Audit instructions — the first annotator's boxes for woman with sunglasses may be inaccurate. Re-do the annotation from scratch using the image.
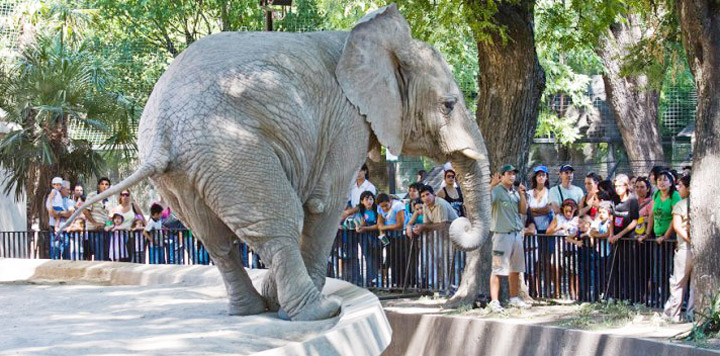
[109,190,145,262]
[437,169,465,217]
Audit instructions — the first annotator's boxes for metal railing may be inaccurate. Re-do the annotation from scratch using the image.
[0,229,675,306]
[525,234,675,308]
[328,227,465,293]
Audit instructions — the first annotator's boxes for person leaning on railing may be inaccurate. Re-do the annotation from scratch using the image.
[641,171,681,243]
[412,185,457,234]
[404,198,425,238]
[633,177,653,238]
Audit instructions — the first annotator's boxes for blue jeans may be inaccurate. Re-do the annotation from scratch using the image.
[51,233,69,260]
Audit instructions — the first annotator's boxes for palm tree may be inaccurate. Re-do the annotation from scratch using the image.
[0,29,139,232]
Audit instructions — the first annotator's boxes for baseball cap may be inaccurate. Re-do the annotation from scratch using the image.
[500,164,519,175]
[559,164,575,172]
[533,165,548,174]
[51,177,63,185]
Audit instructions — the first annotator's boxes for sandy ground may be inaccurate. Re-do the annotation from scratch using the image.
[0,281,337,355]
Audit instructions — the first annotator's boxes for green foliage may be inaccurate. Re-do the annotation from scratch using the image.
[534,0,600,144]
[686,292,720,342]
[0,1,139,200]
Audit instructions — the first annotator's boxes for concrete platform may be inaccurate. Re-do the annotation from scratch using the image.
[0,258,392,356]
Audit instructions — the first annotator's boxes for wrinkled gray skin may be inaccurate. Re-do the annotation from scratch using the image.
[63,4,491,321]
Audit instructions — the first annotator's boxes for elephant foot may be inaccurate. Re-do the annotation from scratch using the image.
[288,295,342,321]
[261,274,281,312]
[228,294,268,316]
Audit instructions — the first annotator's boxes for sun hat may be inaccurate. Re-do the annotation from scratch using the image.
[51,177,63,185]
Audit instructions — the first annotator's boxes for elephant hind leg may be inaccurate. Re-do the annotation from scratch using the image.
[162,183,267,316]
[201,151,339,320]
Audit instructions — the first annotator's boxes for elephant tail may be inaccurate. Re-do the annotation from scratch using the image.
[58,162,164,232]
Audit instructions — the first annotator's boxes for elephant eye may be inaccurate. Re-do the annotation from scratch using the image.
[441,98,456,115]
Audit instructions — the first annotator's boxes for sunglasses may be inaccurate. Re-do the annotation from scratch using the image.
[446,175,455,179]
[120,193,130,197]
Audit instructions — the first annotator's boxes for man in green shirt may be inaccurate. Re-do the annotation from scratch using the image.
[488,164,530,313]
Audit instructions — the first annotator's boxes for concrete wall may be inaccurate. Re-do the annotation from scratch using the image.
[382,310,718,356]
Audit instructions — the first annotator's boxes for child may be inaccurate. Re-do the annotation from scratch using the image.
[47,177,63,221]
[590,201,614,257]
[546,199,579,237]
[355,191,379,233]
[106,213,127,262]
[128,219,146,263]
[405,198,424,238]
[547,199,581,299]
[144,203,165,264]
[49,178,72,233]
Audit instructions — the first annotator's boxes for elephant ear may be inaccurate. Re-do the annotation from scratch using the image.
[336,4,412,156]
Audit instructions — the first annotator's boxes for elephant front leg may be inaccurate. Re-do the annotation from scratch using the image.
[300,198,348,292]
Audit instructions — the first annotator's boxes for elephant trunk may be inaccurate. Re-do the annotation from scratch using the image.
[448,154,491,251]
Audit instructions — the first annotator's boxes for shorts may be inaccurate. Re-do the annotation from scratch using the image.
[491,231,526,276]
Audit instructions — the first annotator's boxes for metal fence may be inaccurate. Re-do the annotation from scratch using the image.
[525,235,675,308]
[1,228,675,306]
[328,228,466,293]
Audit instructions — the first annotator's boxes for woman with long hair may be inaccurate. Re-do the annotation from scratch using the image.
[634,177,653,238]
[528,166,551,233]
[579,172,602,218]
[646,171,681,243]
[355,190,379,233]
[609,174,639,242]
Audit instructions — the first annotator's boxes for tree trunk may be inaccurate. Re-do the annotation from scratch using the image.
[597,15,665,176]
[677,0,720,315]
[447,0,545,307]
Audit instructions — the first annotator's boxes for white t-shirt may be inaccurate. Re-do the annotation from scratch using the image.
[528,188,551,231]
[348,179,377,208]
[144,218,163,232]
[549,184,584,208]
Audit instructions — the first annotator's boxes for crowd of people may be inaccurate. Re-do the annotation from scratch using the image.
[45,176,183,263]
[338,162,693,322]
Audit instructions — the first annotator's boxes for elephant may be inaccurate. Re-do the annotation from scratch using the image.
[63,4,491,321]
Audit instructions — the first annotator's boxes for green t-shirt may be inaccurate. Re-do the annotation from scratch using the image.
[490,185,523,233]
[652,190,681,236]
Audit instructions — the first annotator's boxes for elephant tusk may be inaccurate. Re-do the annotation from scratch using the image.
[461,148,483,161]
